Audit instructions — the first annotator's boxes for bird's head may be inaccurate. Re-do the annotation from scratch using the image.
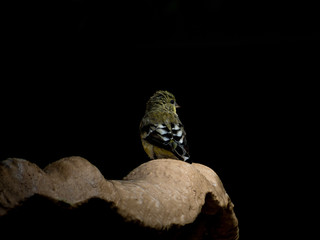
[146,90,180,113]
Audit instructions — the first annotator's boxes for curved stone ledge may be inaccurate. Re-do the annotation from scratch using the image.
[0,156,238,240]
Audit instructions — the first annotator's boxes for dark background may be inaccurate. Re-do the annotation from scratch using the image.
[1,0,317,239]
[2,0,319,48]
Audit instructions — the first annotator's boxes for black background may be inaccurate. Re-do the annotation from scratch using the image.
[2,0,319,47]
[1,1,318,239]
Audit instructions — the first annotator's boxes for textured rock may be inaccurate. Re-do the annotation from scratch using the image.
[0,156,239,240]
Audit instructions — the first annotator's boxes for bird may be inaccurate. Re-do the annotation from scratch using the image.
[139,90,190,162]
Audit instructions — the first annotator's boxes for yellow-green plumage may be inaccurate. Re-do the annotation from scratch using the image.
[139,90,190,162]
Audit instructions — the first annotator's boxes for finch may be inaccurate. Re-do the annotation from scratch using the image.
[139,90,190,162]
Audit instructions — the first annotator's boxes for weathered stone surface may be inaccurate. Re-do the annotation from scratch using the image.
[0,156,238,240]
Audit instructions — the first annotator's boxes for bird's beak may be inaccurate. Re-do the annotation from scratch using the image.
[175,103,180,108]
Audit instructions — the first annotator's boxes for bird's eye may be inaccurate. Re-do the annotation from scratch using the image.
[170,100,175,104]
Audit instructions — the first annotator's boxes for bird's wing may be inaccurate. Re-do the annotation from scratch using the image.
[140,121,190,162]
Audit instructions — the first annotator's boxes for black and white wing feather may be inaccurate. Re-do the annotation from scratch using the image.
[141,122,190,162]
